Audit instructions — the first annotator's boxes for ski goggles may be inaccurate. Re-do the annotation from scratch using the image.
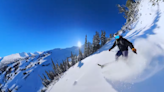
[115,35,120,39]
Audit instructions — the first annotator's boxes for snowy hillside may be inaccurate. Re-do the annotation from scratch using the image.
[47,0,164,92]
[0,46,84,92]
[0,52,43,67]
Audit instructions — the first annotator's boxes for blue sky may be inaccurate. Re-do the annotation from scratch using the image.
[0,0,126,57]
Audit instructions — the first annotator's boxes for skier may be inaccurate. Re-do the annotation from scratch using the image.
[109,35,137,60]
[97,34,137,68]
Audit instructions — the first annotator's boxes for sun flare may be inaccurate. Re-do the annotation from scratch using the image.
[78,41,82,48]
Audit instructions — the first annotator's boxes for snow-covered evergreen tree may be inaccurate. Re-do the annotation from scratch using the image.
[56,63,62,74]
[49,70,55,78]
[104,31,107,43]
[51,59,57,75]
[62,60,67,72]
[110,33,114,38]
[38,75,43,81]
[42,79,51,87]
[71,52,74,65]
[78,49,83,61]
[75,55,78,63]
[43,73,47,80]
[117,4,129,19]
[66,58,71,68]
[39,74,51,87]
[64,61,68,71]
[71,52,76,65]
[95,31,100,48]
[84,35,88,58]
[87,42,92,55]
[93,31,100,52]
[45,71,54,81]
[101,30,107,46]
[59,63,64,72]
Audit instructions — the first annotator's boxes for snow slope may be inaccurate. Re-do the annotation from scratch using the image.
[48,0,164,92]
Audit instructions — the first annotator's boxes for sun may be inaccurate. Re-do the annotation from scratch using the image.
[78,41,82,48]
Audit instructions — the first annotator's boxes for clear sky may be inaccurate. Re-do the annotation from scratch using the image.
[0,0,126,57]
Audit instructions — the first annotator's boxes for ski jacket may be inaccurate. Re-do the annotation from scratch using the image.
[109,37,134,51]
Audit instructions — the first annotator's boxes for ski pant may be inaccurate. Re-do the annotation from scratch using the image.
[115,50,128,60]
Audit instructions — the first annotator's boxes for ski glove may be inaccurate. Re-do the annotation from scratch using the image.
[132,48,137,53]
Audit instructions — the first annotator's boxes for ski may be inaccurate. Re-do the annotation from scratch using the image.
[97,64,105,68]
[97,62,115,68]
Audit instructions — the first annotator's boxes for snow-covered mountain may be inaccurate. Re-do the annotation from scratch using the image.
[0,46,84,92]
[46,0,164,92]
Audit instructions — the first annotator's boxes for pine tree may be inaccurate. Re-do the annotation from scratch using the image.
[87,42,92,55]
[45,71,49,79]
[56,63,62,74]
[66,57,71,68]
[92,34,96,52]
[73,56,76,65]
[45,70,54,81]
[64,61,68,71]
[59,63,64,72]
[84,35,88,58]
[117,4,129,19]
[38,74,44,81]
[110,34,114,38]
[40,73,51,87]
[96,31,100,49]
[93,31,100,52]
[71,52,73,58]
[101,30,104,46]
[71,52,75,65]
[101,30,107,46]
[78,49,83,61]
[49,70,55,78]
[42,81,47,87]
[74,55,78,63]
[42,79,51,87]
[62,60,66,72]
[104,31,107,43]
[117,4,127,13]
[51,59,57,75]
[43,73,47,80]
